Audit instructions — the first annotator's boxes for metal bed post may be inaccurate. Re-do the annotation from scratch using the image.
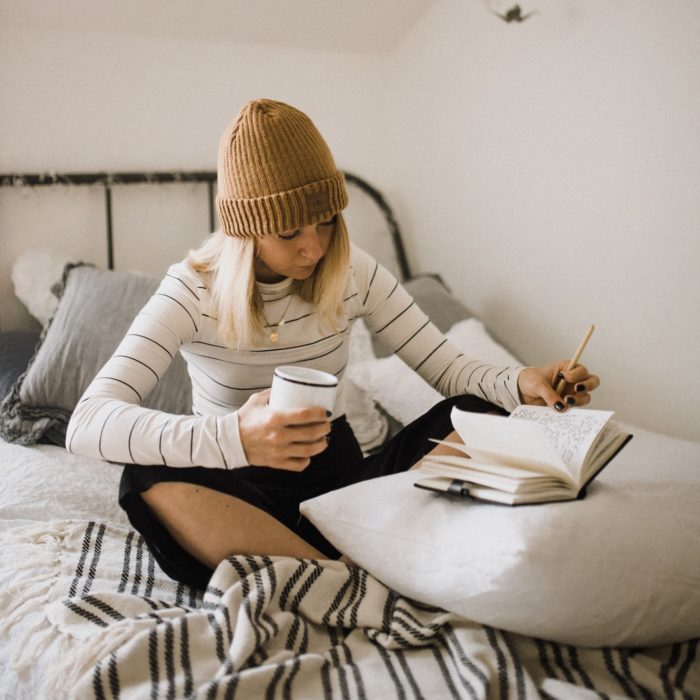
[0,170,409,279]
[103,180,114,270]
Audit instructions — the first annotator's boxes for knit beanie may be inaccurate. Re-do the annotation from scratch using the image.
[216,99,348,238]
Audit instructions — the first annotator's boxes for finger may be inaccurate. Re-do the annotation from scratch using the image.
[285,420,331,442]
[247,389,272,407]
[537,381,570,412]
[559,365,593,384]
[283,436,329,460]
[277,457,312,472]
[573,374,600,393]
[276,405,330,426]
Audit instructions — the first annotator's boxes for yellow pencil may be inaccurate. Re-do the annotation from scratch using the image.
[556,324,595,395]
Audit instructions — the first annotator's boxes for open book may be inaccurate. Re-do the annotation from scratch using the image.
[414,405,632,505]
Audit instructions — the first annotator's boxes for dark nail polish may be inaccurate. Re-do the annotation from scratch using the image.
[326,410,333,418]
[556,372,565,380]
[554,401,565,411]
[576,384,585,393]
[566,396,576,406]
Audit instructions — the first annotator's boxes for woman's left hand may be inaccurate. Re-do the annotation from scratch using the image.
[517,362,600,411]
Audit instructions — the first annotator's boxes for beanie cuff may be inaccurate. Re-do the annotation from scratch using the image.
[217,171,348,239]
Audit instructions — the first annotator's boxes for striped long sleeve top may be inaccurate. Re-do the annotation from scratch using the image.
[66,244,523,469]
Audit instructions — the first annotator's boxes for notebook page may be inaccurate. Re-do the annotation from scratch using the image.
[508,406,613,478]
[450,407,566,477]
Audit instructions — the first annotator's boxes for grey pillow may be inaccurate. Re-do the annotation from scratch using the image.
[371,275,473,358]
[0,330,40,402]
[0,264,192,446]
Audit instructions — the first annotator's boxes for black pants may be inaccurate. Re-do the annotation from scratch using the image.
[119,395,502,589]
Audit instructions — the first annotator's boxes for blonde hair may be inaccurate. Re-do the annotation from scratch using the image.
[188,214,350,348]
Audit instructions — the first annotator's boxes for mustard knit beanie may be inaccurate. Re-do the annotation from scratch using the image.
[216,99,348,238]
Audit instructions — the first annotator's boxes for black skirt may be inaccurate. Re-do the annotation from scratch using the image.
[119,395,502,589]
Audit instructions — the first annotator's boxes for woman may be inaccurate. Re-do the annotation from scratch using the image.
[66,98,599,589]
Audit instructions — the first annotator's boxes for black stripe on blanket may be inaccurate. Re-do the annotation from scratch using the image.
[51,522,700,700]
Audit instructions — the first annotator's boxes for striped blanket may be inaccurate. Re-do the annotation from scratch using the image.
[1,520,697,699]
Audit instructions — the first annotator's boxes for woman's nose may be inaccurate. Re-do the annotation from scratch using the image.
[298,227,323,260]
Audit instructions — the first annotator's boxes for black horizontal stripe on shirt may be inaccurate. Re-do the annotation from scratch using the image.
[268,310,316,326]
[98,404,124,461]
[165,274,200,301]
[190,366,270,393]
[451,359,481,393]
[365,279,400,318]
[466,364,491,387]
[414,338,447,372]
[127,413,147,463]
[374,301,415,334]
[99,376,143,403]
[393,319,431,354]
[248,326,349,353]
[189,339,230,350]
[361,262,380,306]
[494,367,509,381]
[302,341,344,363]
[188,374,238,409]
[185,349,251,366]
[504,379,518,406]
[432,363,452,392]
[158,418,171,466]
[113,355,159,383]
[154,293,199,333]
[126,333,174,359]
[214,418,229,470]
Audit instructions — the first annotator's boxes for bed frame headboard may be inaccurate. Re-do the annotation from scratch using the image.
[0,170,411,280]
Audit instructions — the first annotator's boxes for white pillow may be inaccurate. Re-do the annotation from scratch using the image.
[357,318,522,426]
[344,321,389,453]
[12,247,80,326]
[301,424,700,647]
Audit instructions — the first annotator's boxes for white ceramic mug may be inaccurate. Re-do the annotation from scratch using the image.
[268,366,338,414]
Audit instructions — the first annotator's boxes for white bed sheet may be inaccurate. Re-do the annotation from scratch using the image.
[1,435,699,699]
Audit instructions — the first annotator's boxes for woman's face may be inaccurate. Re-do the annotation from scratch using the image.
[254,216,336,283]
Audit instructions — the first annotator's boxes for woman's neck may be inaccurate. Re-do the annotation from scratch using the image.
[253,258,286,283]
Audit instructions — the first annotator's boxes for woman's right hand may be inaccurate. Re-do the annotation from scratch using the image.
[237,389,331,471]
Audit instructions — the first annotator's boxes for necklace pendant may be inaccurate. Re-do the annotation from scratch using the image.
[269,330,279,343]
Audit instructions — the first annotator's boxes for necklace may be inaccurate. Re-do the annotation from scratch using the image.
[264,295,294,343]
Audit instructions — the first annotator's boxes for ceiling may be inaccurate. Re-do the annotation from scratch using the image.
[0,0,436,55]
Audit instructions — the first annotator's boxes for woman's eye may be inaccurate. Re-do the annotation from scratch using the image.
[318,216,336,230]
[277,231,299,241]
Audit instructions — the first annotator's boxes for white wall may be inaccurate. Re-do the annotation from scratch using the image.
[0,26,388,327]
[382,0,700,441]
[2,1,699,442]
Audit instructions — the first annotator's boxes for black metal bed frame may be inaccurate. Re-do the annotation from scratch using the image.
[0,170,411,280]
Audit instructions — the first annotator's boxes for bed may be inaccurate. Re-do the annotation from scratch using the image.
[0,171,698,699]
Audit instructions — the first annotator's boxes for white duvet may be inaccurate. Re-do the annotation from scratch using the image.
[1,430,699,699]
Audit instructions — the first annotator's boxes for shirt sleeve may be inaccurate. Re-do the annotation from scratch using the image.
[65,266,249,469]
[352,247,524,412]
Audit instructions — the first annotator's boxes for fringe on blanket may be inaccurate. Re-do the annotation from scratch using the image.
[0,519,137,681]
[0,521,75,671]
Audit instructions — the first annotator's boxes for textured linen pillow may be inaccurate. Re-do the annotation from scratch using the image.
[0,265,192,446]
[301,425,700,648]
